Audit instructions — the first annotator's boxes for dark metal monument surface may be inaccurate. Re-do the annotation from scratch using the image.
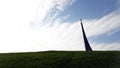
[80,19,92,51]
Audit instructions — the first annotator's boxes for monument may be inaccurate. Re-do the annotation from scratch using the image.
[80,19,92,51]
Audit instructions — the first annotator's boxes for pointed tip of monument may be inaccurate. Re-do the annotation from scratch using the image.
[80,19,82,22]
[80,19,83,25]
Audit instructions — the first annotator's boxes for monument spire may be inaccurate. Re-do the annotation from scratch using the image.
[80,19,92,51]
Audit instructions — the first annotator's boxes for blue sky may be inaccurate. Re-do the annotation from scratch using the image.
[56,0,118,22]
[43,0,120,47]
[0,0,120,53]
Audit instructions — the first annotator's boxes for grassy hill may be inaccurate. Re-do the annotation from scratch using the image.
[0,51,120,68]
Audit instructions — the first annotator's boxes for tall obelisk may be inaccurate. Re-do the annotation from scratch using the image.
[80,19,92,51]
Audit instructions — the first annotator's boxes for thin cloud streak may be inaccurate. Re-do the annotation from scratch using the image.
[0,0,120,53]
[84,9,120,37]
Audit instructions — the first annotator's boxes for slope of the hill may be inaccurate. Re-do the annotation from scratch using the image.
[0,51,120,68]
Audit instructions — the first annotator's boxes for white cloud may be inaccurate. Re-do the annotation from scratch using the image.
[83,9,120,37]
[91,42,120,51]
[0,0,78,53]
[35,0,76,25]
[0,0,120,53]
[55,0,76,11]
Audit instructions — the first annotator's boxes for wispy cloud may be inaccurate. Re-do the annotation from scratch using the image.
[55,0,76,11]
[34,0,76,25]
[91,42,120,51]
[0,0,78,53]
[0,0,120,53]
[84,9,120,37]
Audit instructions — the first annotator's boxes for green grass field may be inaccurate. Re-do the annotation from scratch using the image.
[0,51,120,68]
